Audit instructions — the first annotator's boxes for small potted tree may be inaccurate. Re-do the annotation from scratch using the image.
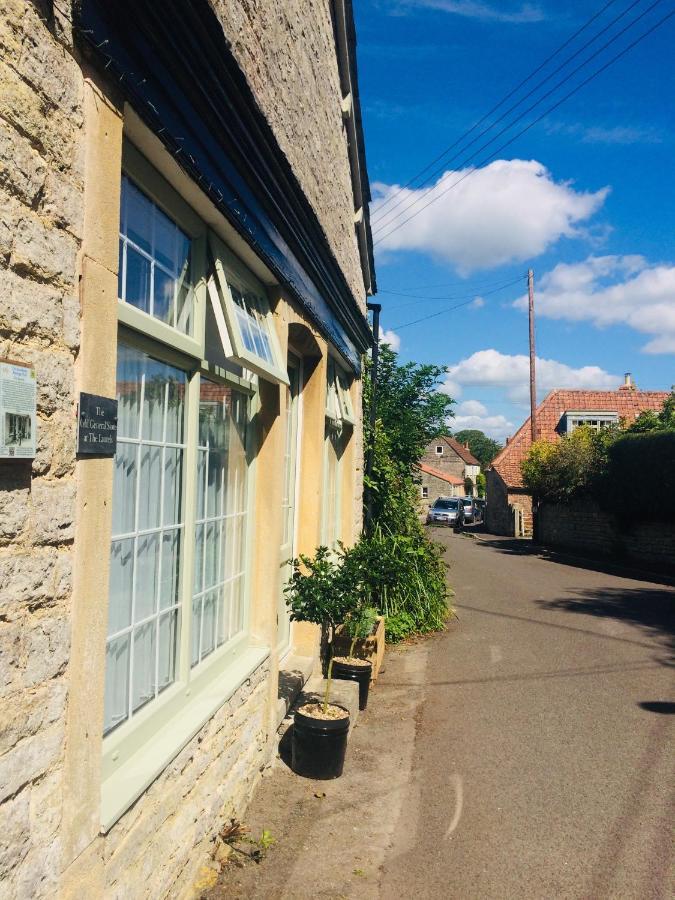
[284,546,360,779]
[331,604,378,710]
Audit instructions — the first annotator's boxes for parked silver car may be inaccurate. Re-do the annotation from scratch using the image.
[426,497,465,527]
[462,497,475,523]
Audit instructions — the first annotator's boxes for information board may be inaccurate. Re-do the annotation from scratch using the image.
[77,392,118,456]
[0,359,37,459]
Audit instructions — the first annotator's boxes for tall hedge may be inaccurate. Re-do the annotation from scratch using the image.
[597,430,675,521]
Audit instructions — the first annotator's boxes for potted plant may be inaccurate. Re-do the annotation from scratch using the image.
[284,546,359,779]
[331,604,379,710]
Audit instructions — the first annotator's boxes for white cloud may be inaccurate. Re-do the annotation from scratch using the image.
[545,121,663,146]
[398,1,545,22]
[379,327,401,351]
[470,296,485,308]
[372,160,608,272]
[456,399,487,416]
[442,348,621,403]
[513,255,675,355]
[452,412,515,442]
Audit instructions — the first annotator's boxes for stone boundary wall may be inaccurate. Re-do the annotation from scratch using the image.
[537,501,675,573]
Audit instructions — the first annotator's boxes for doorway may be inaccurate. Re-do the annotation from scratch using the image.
[277,353,302,655]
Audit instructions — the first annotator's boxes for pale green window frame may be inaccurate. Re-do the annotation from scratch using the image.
[102,145,266,831]
[207,232,289,386]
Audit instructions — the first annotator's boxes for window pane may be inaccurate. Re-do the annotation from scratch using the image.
[159,529,181,610]
[153,266,175,326]
[125,246,151,315]
[104,634,130,734]
[192,378,249,668]
[135,532,159,621]
[123,178,152,253]
[112,443,137,536]
[105,343,187,732]
[132,622,156,713]
[191,597,202,667]
[119,175,193,335]
[157,610,178,692]
[109,539,134,635]
[138,444,162,531]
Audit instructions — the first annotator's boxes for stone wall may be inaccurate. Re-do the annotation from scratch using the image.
[485,470,533,537]
[210,0,364,306]
[0,4,84,896]
[537,501,675,573]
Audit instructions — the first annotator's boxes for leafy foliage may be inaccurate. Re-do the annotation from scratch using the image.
[521,426,614,502]
[625,388,675,433]
[476,472,487,498]
[453,429,502,468]
[284,545,358,634]
[366,346,454,472]
[363,348,454,642]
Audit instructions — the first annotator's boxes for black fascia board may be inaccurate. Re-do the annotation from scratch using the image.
[75,0,373,372]
[343,0,377,295]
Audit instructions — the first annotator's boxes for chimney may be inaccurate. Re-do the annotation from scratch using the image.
[505,436,510,445]
[619,372,636,391]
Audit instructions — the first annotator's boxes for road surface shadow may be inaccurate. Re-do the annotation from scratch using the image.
[479,536,675,585]
[638,701,675,714]
[538,586,675,665]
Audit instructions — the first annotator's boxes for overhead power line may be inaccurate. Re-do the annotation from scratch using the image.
[391,276,525,330]
[373,0,665,240]
[371,0,623,223]
[372,0,650,235]
[374,7,675,248]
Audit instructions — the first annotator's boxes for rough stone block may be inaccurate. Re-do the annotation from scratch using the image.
[0,679,67,755]
[0,549,71,617]
[0,789,30,880]
[33,412,76,478]
[29,478,75,544]
[16,346,73,416]
[17,23,82,116]
[41,170,84,239]
[0,720,63,803]
[0,119,47,207]
[0,470,30,543]
[0,269,63,346]
[11,212,78,287]
[20,611,70,689]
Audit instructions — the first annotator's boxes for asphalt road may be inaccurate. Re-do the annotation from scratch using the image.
[381,530,675,899]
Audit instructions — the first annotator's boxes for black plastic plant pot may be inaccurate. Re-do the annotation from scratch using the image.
[292,705,350,779]
[332,659,373,710]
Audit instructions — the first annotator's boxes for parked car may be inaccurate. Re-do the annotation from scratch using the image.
[426,497,465,527]
[462,497,475,523]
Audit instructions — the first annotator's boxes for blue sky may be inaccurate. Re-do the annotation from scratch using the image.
[355,0,675,439]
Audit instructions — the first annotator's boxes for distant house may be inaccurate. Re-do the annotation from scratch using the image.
[486,378,670,537]
[417,436,481,512]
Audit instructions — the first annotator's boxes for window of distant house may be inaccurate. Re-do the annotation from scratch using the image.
[103,142,266,827]
[435,445,443,455]
[421,486,429,499]
[322,357,353,547]
[565,412,619,434]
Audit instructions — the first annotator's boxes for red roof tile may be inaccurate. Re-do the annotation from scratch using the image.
[491,389,670,488]
[417,462,464,486]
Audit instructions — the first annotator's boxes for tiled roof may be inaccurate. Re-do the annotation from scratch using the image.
[417,462,465,486]
[439,435,481,466]
[490,388,670,489]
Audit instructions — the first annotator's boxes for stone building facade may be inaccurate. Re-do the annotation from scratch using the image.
[0,2,374,898]
[417,436,481,514]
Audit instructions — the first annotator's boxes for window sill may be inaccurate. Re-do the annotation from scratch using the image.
[100,644,269,832]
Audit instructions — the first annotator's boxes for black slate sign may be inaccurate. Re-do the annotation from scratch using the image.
[77,392,118,456]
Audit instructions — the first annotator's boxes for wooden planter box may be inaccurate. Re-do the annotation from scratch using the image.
[333,615,386,682]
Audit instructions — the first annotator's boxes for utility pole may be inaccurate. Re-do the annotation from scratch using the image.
[365,302,381,531]
[528,269,537,443]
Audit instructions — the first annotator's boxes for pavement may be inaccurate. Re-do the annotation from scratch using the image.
[205,529,674,900]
